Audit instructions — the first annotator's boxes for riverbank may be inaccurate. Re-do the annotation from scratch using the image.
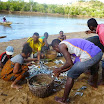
[0,10,95,19]
[1,31,103,104]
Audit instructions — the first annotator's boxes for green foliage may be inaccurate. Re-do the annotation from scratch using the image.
[0,0,104,18]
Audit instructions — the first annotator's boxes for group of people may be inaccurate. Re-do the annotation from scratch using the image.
[0,31,66,89]
[0,17,104,104]
[52,18,104,104]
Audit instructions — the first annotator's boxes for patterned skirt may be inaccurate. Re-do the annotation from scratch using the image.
[1,60,28,81]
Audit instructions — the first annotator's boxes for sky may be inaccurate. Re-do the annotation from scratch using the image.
[1,0,104,4]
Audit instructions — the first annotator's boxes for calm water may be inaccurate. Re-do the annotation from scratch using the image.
[0,13,104,42]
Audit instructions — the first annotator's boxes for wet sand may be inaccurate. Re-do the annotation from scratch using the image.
[0,31,103,104]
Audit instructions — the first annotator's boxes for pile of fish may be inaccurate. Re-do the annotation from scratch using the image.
[54,60,64,65]
[27,61,53,79]
[27,60,67,89]
[74,86,87,96]
[28,59,66,79]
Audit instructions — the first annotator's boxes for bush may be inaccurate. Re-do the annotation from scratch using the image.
[0,0,104,18]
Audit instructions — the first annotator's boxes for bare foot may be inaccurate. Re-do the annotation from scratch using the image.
[11,84,23,90]
[88,81,98,90]
[98,80,104,85]
[92,87,98,90]
[54,96,68,104]
[88,81,93,86]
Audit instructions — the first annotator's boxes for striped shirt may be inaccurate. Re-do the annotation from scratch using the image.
[0,52,11,65]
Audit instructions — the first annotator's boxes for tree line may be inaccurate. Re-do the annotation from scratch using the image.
[0,0,104,18]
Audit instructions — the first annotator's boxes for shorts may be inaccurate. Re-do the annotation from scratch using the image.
[67,51,103,79]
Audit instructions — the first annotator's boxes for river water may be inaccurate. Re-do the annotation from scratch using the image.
[0,13,104,42]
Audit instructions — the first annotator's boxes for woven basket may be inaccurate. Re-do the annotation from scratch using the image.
[28,74,54,98]
[45,50,57,60]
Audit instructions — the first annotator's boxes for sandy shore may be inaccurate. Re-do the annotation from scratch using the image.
[0,31,103,104]
[0,31,96,55]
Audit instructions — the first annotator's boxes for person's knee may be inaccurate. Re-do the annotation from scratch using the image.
[66,77,74,84]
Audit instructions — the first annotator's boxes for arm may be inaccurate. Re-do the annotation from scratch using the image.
[60,67,70,73]
[59,44,73,70]
[85,30,96,34]
[24,58,37,62]
[64,35,66,40]
[53,44,73,76]
[13,63,22,74]
[37,51,41,63]
[0,61,3,68]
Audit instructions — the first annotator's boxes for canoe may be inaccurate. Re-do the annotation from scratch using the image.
[0,22,12,26]
[0,36,6,39]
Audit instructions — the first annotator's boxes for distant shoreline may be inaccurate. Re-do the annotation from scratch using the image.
[0,10,93,19]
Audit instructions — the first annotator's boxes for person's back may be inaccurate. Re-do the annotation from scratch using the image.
[96,24,104,46]
[60,38,101,62]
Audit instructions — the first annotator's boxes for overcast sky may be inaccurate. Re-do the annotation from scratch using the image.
[1,0,104,4]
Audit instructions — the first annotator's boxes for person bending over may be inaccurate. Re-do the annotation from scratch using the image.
[51,38,102,104]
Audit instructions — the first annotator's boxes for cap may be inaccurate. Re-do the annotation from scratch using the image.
[6,46,14,55]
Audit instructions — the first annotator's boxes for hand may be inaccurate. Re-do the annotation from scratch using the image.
[37,61,40,65]
[53,68,61,77]
[32,49,35,53]
[85,30,92,34]
[32,58,38,61]
[27,62,34,66]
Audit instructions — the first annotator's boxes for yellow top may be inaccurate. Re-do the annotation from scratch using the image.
[27,37,42,54]
[39,38,45,46]
[39,36,46,46]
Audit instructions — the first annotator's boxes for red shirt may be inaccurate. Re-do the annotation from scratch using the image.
[0,52,11,65]
[96,24,104,46]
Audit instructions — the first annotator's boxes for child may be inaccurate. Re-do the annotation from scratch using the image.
[0,46,14,68]
[58,31,66,41]
[1,43,36,90]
